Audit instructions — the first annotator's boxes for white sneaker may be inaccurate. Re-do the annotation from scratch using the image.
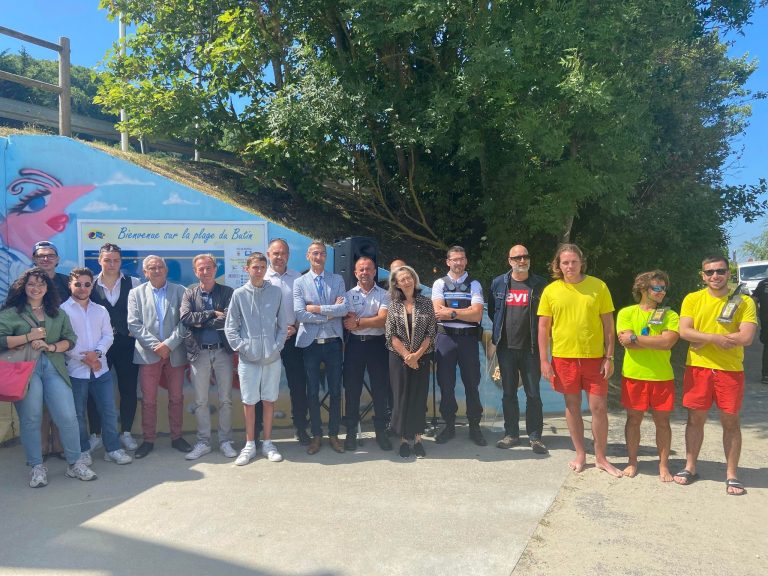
[185,442,212,461]
[120,432,138,451]
[66,460,97,481]
[220,441,237,458]
[261,440,283,462]
[105,449,133,465]
[79,451,93,467]
[89,434,103,452]
[235,443,257,466]
[29,464,48,488]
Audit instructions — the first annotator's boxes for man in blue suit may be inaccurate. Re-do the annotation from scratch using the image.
[293,241,348,455]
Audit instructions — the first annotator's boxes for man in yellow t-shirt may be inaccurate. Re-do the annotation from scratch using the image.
[538,244,622,477]
[677,255,756,495]
[616,270,679,482]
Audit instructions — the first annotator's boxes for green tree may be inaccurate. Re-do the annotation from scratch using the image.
[741,222,768,260]
[96,0,767,294]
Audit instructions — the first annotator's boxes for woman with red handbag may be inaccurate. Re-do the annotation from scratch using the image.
[0,268,96,487]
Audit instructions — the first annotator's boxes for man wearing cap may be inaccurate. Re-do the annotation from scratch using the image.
[32,241,70,301]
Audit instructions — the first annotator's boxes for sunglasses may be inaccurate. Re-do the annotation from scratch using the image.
[703,268,728,277]
[509,255,530,261]
[649,285,667,293]
[73,282,93,288]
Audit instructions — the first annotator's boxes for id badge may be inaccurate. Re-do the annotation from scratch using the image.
[647,307,668,325]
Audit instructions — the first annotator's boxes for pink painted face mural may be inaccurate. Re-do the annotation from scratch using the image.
[3,168,95,255]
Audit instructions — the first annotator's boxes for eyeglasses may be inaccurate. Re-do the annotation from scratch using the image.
[509,255,530,261]
[649,285,667,293]
[73,282,92,288]
[447,257,466,263]
[703,268,728,277]
[145,266,165,271]
[35,254,57,260]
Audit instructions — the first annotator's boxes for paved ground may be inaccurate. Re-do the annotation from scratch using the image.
[1,344,766,576]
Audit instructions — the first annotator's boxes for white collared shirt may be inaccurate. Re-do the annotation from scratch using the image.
[95,273,141,306]
[346,284,389,336]
[61,298,114,379]
[265,267,300,326]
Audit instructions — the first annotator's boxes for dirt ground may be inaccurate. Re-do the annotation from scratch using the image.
[513,341,768,576]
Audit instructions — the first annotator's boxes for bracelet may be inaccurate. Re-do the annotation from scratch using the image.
[604,355,614,361]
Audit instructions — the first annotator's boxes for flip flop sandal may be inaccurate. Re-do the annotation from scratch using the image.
[726,478,747,496]
[673,469,699,485]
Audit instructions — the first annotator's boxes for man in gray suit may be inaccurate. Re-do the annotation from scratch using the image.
[128,255,192,458]
[293,241,348,455]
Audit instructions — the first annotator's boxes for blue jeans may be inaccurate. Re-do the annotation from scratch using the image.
[71,371,121,453]
[14,355,81,466]
[303,338,343,437]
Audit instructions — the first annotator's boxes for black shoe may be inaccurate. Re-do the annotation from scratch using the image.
[469,425,487,447]
[399,442,411,458]
[344,433,357,451]
[434,425,455,444]
[375,431,392,451]
[171,437,193,453]
[413,442,426,458]
[530,437,548,454]
[296,429,311,446]
[134,442,154,459]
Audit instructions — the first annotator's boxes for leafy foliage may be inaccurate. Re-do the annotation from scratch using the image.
[96,0,766,298]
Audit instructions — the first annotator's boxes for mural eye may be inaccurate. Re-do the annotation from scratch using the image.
[9,189,51,215]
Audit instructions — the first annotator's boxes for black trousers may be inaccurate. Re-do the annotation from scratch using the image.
[88,333,139,435]
[343,336,389,431]
[435,332,483,425]
[497,346,543,439]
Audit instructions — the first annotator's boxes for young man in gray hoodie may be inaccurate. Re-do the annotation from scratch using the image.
[225,252,289,465]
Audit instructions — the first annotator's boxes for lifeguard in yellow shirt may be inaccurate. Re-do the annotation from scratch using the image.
[538,244,622,478]
[676,255,756,495]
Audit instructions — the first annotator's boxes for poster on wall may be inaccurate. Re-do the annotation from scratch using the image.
[78,220,267,287]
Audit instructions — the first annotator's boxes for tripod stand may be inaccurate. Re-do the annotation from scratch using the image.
[424,359,442,437]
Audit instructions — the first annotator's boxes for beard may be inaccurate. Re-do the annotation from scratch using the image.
[512,264,530,273]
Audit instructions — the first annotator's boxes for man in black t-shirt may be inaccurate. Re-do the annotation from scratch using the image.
[752,277,768,384]
[488,245,549,453]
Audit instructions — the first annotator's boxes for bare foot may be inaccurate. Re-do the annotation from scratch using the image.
[659,467,673,483]
[596,457,624,478]
[568,457,586,473]
[623,464,638,478]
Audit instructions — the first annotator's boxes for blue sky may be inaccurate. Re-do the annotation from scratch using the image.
[2,1,767,258]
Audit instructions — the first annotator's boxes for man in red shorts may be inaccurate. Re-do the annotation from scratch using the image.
[538,244,622,477]
[616,270,679,481]
[677,255,756,495]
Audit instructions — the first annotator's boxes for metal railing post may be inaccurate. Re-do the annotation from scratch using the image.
[58,36,71,137]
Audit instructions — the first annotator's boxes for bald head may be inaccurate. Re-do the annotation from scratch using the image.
[389,259,406,272]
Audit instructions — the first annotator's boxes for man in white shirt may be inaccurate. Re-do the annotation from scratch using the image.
[88,243,141,451]
[62,268,132,468]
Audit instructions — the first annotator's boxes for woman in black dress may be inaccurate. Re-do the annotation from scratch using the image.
[385,266,436,458]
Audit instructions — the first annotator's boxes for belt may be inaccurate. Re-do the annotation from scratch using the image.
[437,325,478,336]
[348,334,385,342]
[315,337,340,345]
[200,343,221,350]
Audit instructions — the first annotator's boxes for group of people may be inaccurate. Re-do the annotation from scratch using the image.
[0,238,756,496]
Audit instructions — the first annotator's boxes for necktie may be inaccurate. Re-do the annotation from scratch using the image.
[315,275,325,304]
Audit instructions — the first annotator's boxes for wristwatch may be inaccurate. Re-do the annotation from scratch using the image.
[629,334,638,345]
[94,350,103,358]
[450,311,457,320]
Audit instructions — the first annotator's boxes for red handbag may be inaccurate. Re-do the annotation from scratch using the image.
[0,360,37,402]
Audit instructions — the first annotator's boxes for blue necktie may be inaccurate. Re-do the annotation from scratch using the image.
[315,276,325,304]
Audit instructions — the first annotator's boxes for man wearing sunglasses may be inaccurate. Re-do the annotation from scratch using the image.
[676,255,756,495]
[488,245,548,453]
[616,271,679,482]
[61,268,133,468]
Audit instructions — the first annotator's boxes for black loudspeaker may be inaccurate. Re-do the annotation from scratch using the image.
[333,236,378,290]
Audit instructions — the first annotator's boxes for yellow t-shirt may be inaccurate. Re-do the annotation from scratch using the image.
[538,276,614,358]
[616,305,679,381]
[680,289,757,371]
